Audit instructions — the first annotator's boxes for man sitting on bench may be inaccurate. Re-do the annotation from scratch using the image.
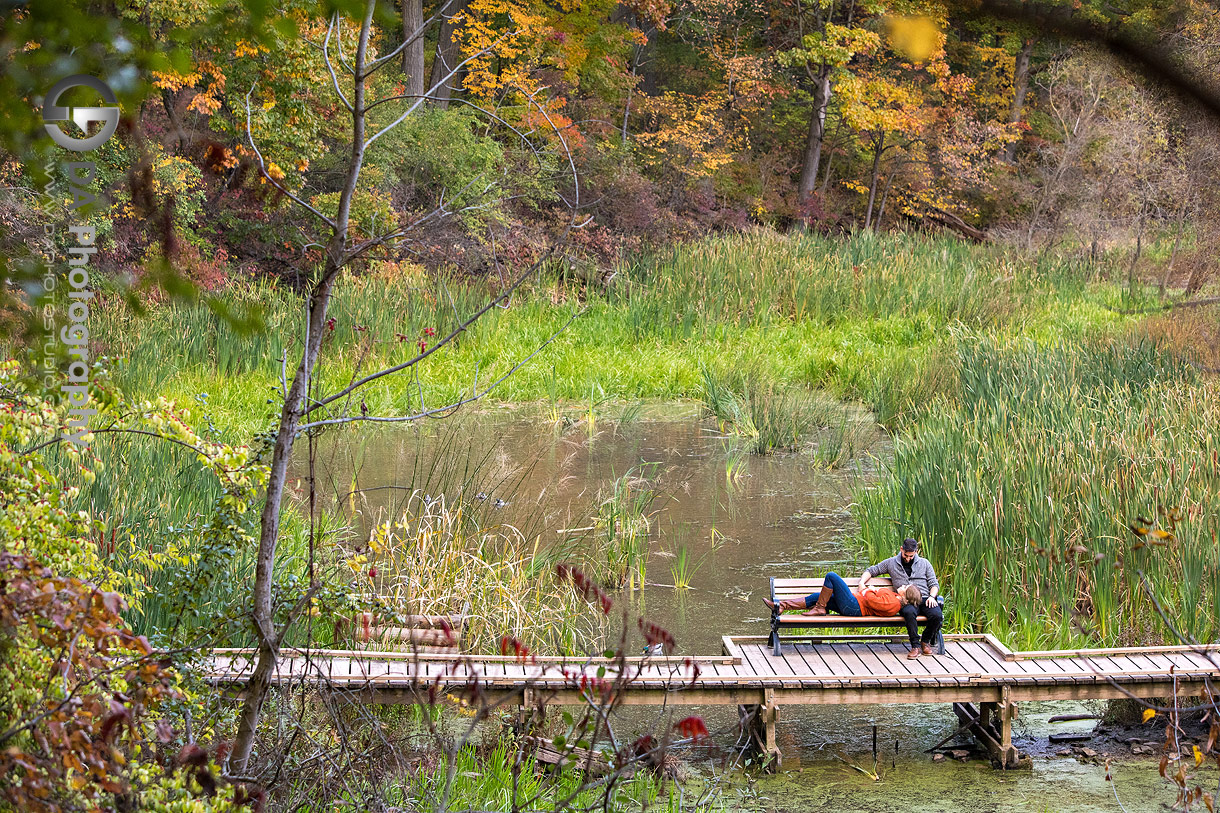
[764,572,920,619]
[860,537,942,659]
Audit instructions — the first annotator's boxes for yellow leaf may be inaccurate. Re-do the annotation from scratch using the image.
[1195,745,1205,767]
[886,15,941,63]
[1143,708,1156,723]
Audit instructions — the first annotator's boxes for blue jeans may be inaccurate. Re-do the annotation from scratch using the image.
[804,571,861,616]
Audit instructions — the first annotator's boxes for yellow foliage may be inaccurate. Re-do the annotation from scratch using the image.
[233,39,268,58]
[457,0,547,99]
[636,91,743,178]
[885,15,943,64]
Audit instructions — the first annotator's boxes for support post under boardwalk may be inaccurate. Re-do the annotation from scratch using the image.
[954,687,1027,769]
[993,687,1023,769]
[513,687,539,736]
[738,689,782,771]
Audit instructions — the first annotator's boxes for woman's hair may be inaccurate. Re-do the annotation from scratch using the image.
[900,585,921,606]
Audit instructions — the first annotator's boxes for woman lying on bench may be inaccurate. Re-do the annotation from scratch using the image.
[763,572,920,617]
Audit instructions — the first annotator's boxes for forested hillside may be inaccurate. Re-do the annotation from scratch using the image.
[3,0,1219,290]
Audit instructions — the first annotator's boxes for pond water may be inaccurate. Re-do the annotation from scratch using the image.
[298,404,1195,812]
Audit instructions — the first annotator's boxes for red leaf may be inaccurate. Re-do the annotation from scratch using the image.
[674,716,709,741]
[101,591,125,615]
[99,698,131,743]
[177,743,208,767]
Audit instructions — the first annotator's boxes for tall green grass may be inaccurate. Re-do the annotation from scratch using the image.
[590,466,660,589]
[42,427,335,645]
[699,363,828,454]
[387,738,674,813]
[613,228,1094,336]
[90,231,1131,438]
[855,338,1220,649]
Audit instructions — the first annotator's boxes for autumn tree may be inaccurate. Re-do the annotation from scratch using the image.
[218,0,579,774]
[776,0,886,209]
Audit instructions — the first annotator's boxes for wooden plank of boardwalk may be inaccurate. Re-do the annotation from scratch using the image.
[205,636,1220,707]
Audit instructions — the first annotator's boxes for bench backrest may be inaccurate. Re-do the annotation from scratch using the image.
[334,602,471,652]
[772,576,893,602]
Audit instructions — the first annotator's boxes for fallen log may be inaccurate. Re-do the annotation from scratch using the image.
[524,736,611,776]
[1048,713,1098,723]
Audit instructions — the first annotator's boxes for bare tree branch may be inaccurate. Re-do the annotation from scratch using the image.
[958,0,1220,121]
[299,307,584,432]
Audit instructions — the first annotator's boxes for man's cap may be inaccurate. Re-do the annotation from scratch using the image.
[901,537,919,553]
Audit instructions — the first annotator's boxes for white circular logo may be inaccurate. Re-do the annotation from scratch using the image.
[43,74,119,152]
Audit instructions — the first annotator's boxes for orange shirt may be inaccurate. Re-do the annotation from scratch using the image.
[855,586,902,616]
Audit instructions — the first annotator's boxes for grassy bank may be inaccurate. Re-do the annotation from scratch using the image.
[94,230,1136,438]
[855,338,1220,649]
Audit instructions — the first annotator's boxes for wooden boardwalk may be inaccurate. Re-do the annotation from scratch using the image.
[207,634,1220,768]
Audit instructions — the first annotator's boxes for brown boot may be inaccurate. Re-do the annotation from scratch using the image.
[921,643,935,656]
[803,588,832,616]
[907,646,921,659]
[762,598,806,613]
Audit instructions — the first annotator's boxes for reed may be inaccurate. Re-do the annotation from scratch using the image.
[390,737,668,812]
[612,229,1091,335]
[670,543,699,590]
[88,231,1128,438]
[812,405,875,469]
[698,362,828,454]
[854,338,1220,649]
[591,466,660,589]
[359,493,608,655]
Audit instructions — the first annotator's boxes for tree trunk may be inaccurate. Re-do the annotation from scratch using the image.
[1128,202,1147,292]
[797,69,832,207]
[864,131,885,230]
[228,0,376,777]
[161,88,186,151]
[429,0,469,109]
[227,276,337,774]
[875,171,894,230]
[1161,191,1191,295]
[622,39,647,147]
[819,123,839,196]
[1002,37,1035,162]
[924,205,988,242]
[402,0,425,98]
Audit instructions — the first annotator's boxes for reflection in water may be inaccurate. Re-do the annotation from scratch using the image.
[297,407,1176,810]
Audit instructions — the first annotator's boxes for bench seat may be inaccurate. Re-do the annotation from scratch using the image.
[768,576,945,656]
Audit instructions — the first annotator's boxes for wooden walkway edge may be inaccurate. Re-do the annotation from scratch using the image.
[204,634,1220,771]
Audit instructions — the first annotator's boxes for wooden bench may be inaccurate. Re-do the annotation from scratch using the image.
[334,601,471,655]
[768,576,945,656]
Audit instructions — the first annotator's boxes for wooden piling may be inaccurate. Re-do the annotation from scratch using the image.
[952,687,1027,769]
[738,689,782,771]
